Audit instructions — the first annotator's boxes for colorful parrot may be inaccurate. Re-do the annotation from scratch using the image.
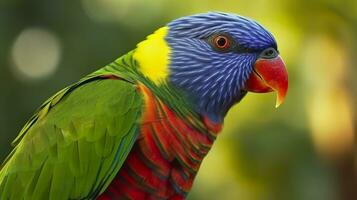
[0,12,288,199]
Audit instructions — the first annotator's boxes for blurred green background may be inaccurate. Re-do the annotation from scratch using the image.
[0,0,355,199]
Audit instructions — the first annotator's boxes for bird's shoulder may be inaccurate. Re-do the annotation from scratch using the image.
[0,70,144,199]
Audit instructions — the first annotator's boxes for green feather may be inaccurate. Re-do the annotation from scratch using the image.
[0,50,208,199]
[0,68,144,199]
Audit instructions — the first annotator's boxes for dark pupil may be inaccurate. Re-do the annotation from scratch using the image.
[217,37,227,47]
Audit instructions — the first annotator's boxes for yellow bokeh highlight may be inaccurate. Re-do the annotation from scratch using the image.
[302,35,355,158]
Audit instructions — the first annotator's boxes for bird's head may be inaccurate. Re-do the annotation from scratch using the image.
[133,12,288,123]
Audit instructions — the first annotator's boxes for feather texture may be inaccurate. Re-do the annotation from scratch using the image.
[0,12,280,199]
[98,84,221,200]
[0,75,143,199]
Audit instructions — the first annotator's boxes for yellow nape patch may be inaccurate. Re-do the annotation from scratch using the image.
[133,27,170,84]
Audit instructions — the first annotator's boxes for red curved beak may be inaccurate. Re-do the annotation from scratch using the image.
[245,55,288,107]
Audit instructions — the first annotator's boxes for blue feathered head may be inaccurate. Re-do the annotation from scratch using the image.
[134,12,288,123]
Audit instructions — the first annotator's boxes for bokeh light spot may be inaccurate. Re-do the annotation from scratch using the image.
[81,0,165,27]
[11,27,61,80]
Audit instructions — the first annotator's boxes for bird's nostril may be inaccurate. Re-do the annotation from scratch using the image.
[260,48,278,59]
[266,50,273,56]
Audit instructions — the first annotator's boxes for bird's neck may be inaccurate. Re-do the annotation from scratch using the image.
[106,22,241,124]
[103,51,205,128]
[106,50,241,126]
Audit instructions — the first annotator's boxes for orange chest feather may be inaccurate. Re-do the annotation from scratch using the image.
[99,84,222,200]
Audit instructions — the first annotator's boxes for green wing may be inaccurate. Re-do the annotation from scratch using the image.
[0,74,143,199]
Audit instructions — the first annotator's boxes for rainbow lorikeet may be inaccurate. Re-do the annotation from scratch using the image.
[0,12,288,199]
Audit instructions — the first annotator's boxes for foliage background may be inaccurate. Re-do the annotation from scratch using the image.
[0,0,355,199]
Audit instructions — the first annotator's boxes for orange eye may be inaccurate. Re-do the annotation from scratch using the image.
[213,35,230,49]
